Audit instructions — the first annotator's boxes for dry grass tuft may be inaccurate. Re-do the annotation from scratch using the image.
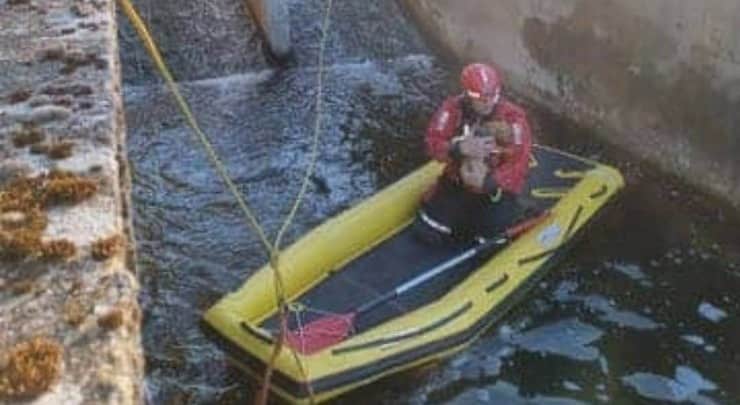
[0,337,63,400]
[91,234,122,261]
[97,308,124,331]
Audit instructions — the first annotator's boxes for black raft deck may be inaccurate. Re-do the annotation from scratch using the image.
[262,147,596,335]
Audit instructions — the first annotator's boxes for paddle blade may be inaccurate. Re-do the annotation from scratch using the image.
[284,313,356,355]
[505,210,551,238]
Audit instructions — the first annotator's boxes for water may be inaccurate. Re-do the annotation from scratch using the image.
[118,1,740,403]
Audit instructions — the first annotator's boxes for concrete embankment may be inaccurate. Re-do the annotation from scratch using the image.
[0,0,142,403]
[400,0,740,206]
[246,0,292,60]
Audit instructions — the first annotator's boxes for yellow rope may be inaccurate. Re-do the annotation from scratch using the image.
[265,1,334,403]
[117,0,334,403]
[274,0,333,252]
[117,0,275,258]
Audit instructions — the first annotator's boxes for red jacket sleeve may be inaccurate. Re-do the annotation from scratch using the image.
[491,101,533,194]
[425,96,462,163]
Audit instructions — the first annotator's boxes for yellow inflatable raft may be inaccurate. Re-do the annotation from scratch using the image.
[203,145,624,403]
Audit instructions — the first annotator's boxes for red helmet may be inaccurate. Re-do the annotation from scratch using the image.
[460,63,502,104]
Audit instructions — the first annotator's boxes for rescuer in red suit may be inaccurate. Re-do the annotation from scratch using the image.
[414,63,533,244]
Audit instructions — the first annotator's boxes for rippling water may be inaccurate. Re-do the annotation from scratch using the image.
[119,1,740,403]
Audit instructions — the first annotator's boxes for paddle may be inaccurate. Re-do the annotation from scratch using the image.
[284,210,551,355]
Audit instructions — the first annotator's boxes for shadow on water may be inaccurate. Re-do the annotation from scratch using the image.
[119,1,740,403]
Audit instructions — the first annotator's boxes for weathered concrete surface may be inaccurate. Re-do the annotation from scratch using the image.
[400,0,740,206]
[0,0,142,403]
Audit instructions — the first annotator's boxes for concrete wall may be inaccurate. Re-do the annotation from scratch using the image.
[246,0,292,59]
[0,0,142,403]
[400,0,740,206]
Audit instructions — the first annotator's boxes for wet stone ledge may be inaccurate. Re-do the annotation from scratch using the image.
[0,0,142,403]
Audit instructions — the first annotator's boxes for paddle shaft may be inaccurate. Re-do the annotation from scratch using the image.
[354,211,550,317]
[355,236,507,316]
